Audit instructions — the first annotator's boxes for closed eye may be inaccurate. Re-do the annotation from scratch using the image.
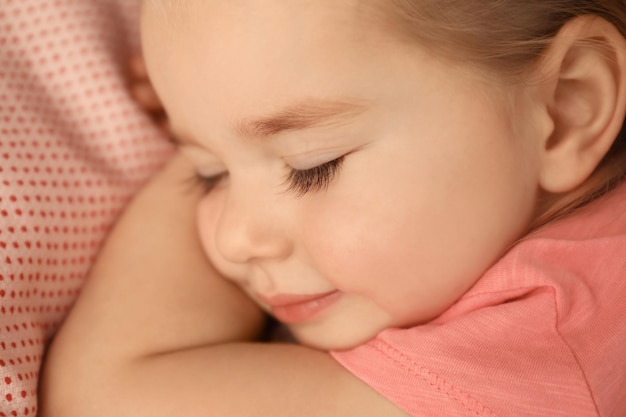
[188,156,345,196]
[189,172,228,194]
[284,156,345,196]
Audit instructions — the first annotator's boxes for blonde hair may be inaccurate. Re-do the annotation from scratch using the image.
[386,0,626,229]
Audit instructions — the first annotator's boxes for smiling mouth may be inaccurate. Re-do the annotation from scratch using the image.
[258,291,341,324]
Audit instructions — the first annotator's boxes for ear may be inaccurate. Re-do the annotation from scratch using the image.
[534,16,626,194]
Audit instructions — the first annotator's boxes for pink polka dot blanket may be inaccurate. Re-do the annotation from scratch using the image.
[0,1,172,415]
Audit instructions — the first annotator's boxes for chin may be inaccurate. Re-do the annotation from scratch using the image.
[290,324,382,352]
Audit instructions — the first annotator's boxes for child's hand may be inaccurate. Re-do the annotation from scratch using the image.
[128,54,169,132]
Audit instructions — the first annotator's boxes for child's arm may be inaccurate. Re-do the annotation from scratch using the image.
[39,154,409,417]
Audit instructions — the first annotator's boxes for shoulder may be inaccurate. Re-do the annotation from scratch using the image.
[332,182,626,417]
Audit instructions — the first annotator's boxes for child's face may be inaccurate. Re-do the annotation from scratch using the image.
[142,0,542,350]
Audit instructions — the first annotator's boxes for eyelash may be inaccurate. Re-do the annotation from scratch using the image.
[190,156,345,196]
[284,156,345,196]
[189,172,226,194]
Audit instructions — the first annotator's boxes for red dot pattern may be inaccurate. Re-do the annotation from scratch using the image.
[0,1,173,415]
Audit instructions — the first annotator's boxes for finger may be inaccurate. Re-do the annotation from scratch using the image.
[129,54,149,80]
[157,117,170,135]
[130,82,163,112]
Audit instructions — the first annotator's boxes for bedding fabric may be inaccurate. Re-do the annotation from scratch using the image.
[0,1,172,415]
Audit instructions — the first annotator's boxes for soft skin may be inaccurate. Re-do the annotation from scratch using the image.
[144,0,542,349]
[39,1,626,416]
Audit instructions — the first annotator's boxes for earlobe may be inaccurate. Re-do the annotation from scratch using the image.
[536,16,626,194]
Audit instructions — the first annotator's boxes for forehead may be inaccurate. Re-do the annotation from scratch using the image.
[140,0,400,83]
[140,0,407,124]
[141,0,197,14]
[141,0,392,41]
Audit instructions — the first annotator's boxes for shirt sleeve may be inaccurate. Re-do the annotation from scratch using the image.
[332,195,626,417]
[333,288,596,416]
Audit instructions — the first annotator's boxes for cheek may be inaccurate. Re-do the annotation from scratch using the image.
[308,216,398,291]
[304,195,491,326]
[195,193,235,277]
[302,186,433,311]
[299,154,504,325]
[196,196,218,261]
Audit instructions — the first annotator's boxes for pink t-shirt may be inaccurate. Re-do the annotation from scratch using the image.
[332,181,626,417]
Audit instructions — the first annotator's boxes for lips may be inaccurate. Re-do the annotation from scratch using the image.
[257,290,341,324]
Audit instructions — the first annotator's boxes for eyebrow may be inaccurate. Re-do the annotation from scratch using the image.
[169,98,368,146]
[236,98,368,138]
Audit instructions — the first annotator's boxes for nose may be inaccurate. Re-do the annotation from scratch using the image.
[211,186,293,264]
